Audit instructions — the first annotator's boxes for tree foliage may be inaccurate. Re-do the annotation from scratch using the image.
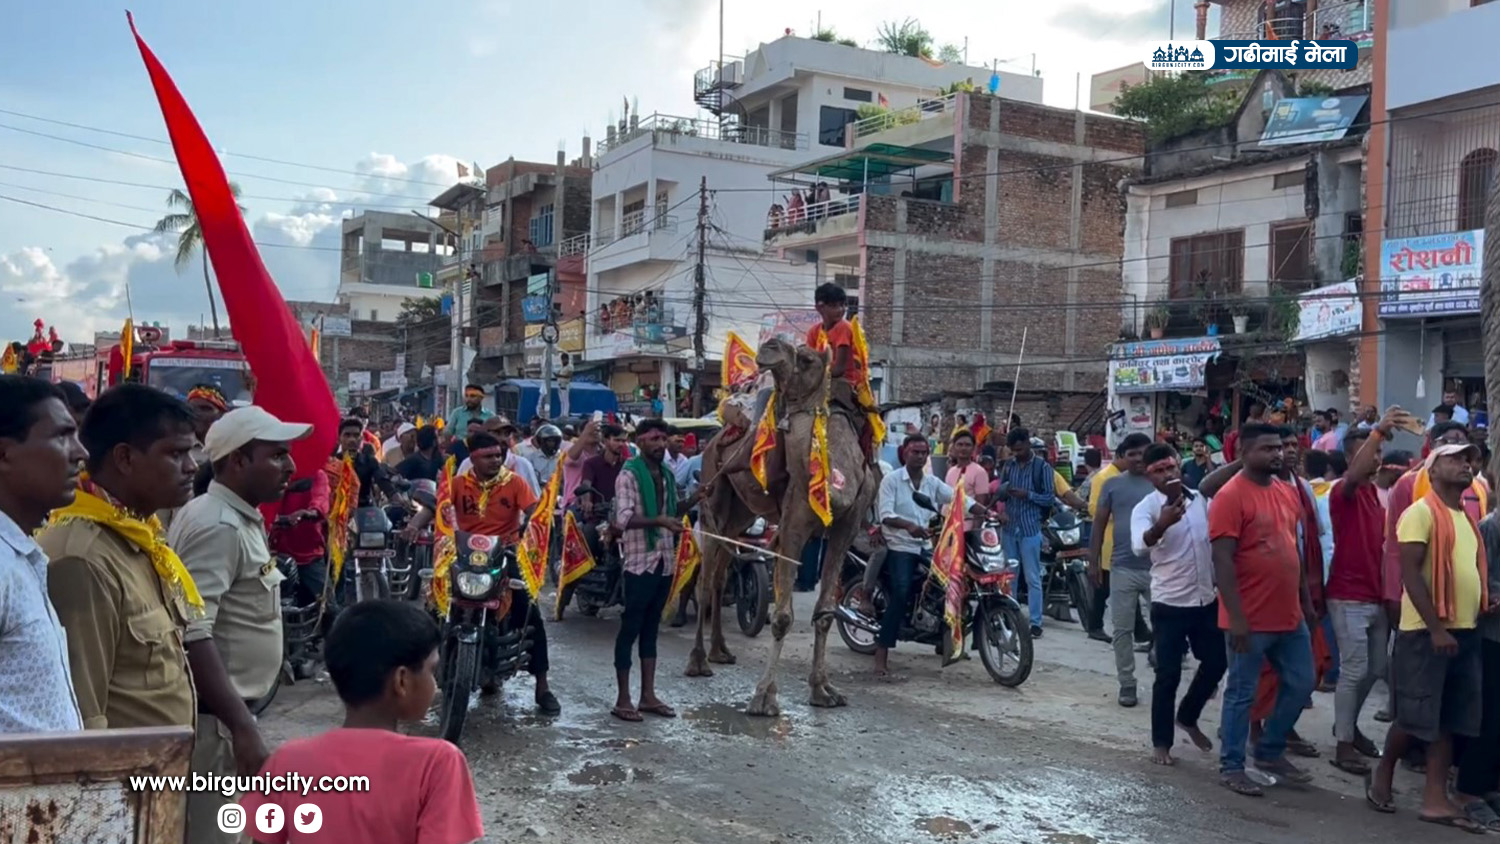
[937,43,962,63]
[811,27,859,47]
[398,296,443,324]
[875,18,933,59]
[1112,72,1239,143]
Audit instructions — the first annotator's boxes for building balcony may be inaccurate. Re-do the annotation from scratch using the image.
[848,93,960,148]
[558,233,590,258]
[587,211,682,274]
[1216,1,1373,49]
[764,195,864,255]
[596,113,807,158]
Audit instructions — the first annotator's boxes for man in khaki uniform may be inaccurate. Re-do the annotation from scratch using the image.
[168,406,311,844]
[42,385,200,731]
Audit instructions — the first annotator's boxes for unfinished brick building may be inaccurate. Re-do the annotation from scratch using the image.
[765,91,1144,403]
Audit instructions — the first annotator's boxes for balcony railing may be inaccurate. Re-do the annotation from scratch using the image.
[596,113,808,156]
[1217,2,1372,46]
[1218,16,1313,41]
[591,212,678,250]
[849,93,959,143]
[558,233,590,257]
[765,195,863,238]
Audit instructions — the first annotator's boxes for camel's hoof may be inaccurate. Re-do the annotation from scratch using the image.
[746,687,780,718]
[684,650,714,678]
[708,649,737,665]
[810,684,847,709]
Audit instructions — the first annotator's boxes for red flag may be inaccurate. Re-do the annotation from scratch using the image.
[928,484,968,667]
[128,14,338,479]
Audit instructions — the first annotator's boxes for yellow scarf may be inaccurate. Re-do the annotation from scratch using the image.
[46,489,205,616]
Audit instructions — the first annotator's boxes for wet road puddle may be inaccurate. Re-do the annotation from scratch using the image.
[566,762,656,786]
[1043,834,1099,844]
[681,703,794,739]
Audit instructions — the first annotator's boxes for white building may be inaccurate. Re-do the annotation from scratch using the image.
[337,211,450,323]
[1375,0,1500,420]
[583,33,1042,413]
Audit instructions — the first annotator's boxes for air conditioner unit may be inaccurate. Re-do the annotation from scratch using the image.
[720,61,744,88]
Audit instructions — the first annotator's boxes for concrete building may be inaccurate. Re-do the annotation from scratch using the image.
[765,90,1143,410]
[584,33,1043,414]
[1369,0,1500,423]
[1113,69,1368,445]
[337,211,449,322]
[1199,0,1375,91]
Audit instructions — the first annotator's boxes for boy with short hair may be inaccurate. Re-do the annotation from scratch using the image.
[240,600,483,844]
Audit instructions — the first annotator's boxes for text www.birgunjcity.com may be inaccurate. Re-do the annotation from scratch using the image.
[130,772,370,798]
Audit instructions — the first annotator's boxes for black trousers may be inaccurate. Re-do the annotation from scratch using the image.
[1150,601,1227,749]
[507,588,549,676]
[1089,569,1152,641]
[615,570,673,671]
[1456,638,1500,795]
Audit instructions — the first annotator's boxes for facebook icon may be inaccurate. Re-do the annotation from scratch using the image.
[255,803,285,834]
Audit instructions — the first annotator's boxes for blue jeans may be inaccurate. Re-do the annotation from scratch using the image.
[1219,621,1316,774]
[1002,531,1044,627]
[878,551,923,649]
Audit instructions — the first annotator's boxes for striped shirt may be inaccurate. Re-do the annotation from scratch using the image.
[996,456,1056,538]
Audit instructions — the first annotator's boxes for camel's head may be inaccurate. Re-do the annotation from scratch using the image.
[756,337,828,405]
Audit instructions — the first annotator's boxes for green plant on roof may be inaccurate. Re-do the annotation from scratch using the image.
[1112,71,1239,143]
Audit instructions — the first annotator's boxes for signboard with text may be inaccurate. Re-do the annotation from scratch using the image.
[1108,337,1221,394]
[1294,279,1361,341]
[1378,230,1483,318]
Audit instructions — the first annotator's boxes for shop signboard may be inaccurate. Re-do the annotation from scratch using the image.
[1294,279,1361,341]
[1108,336,1221,394]
[1378,230,1483,318]
[758,310,821,345]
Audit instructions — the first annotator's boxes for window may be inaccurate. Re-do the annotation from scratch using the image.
[528,204,554,247]
[843,87,873,103]
[1164,189,1197,208]
[819,106,859,147]
[1269,221,1313,286]
[1272,171,1303,191]
[1457,148,1497,231]
[1168,230,1245,299]
[370,309,379,321]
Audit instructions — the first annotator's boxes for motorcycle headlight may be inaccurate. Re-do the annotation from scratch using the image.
[455,571,494,598]
[358,532,386,549]
[980,554,1009,573]
[1059,527,1081,546]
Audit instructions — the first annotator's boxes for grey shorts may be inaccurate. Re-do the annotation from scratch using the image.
[1391,628,1483,742]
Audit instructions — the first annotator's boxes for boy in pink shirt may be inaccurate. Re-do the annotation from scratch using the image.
[241,601,483,844]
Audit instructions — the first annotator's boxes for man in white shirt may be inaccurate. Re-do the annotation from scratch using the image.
[0,377,87,733]
[1130,442,1225,766]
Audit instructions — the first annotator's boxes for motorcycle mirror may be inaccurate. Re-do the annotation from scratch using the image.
[574,484,598,499]
[911,492,937,512]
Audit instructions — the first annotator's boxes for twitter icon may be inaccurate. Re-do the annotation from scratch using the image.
[293,803,323,834]
[254,804,284,834]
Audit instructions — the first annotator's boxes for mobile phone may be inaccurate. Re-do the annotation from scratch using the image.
[593,410,604,423]
[1165,479,1184,503]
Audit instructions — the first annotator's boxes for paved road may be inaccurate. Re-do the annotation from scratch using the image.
[264,593,1432,844]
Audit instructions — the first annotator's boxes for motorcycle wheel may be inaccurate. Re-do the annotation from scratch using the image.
[835,574,880,656]
[358,569,389,603]
[1068,569,1094,627]
[736,562,771,638]
[406,545,431,601]
[576,592,602,617]
[976,601,1033,687]
[439,637,479,745]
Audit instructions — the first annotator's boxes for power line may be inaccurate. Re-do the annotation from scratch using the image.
[0,164,439,211]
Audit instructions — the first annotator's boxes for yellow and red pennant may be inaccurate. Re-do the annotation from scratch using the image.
[428,456,459,616]
[927,483,969,666]
[849,315,885,446]
[120,318,135,379]
[0,344,15,374]
[662,516,701,621]
[556,511,595,593]
[518,459,564,600]
[326,454,358,584]
[750,391,778,490]
[721,330,758,390]
[809,412,833,527]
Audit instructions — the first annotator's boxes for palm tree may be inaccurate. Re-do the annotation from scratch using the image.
[152,184,246,337]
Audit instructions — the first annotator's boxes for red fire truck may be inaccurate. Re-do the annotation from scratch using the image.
[97,326,252,403]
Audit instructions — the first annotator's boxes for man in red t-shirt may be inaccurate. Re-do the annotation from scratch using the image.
[805,282,874,461]
[1209,423,1317,797]
[1327,408,1409,774]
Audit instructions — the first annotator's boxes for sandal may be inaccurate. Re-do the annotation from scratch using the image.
[1330,757,1370,776]
[1352,732,1382,759]
[610,706,643,722]
[1286,738,1320,758]
[1364,772,1395,814]
[1418,814,1486,834]
[1221,772,1263,797]
[639,702,677,718]
[1460,800,1500,833]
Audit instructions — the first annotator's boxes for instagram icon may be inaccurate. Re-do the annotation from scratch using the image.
[216,805,246,834]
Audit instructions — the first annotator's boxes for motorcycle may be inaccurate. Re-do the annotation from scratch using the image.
[1037,506,1093,624]
[833,494,1034,687]
[392,480,438,601]
[255,553,321,713]
[561,483,625,617]
[438,531,536,745]
[726,517,775,637]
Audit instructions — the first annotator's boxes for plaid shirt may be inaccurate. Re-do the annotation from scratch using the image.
[613,468,677,576]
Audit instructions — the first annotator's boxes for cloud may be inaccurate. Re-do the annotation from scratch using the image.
[1046,1,1178,42]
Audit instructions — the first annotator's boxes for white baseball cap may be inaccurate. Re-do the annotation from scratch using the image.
[397,422,417,436]
[204,406,314,462]
[1425,441,1480,468]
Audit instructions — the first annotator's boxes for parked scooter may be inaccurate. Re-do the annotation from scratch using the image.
[726,517,775,637]
[437,531,537,745]
[833,494,1034,686]
[1036,506,1093,624]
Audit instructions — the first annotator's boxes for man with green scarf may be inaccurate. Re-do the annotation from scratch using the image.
[611,419,702,722]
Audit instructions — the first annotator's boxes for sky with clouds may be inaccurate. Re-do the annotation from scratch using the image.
[0,0,1214,347]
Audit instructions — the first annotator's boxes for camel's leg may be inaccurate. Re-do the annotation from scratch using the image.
[748,519,808,718]
[686,536,722,677]
[707,552,736,664]
[809,510,859,708]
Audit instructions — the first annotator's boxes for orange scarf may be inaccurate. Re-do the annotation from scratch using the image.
[1421,488,1490,623]
[1411,466,1489,516]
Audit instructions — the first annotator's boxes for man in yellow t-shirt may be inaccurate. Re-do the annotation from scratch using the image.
[1369,442,1489,825]
[1084,435,1152,643]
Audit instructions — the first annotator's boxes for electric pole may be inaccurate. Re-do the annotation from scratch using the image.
[692,176,708,417]
[541,269,558,420]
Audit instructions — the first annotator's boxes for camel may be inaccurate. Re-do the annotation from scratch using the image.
[732,338,878,716]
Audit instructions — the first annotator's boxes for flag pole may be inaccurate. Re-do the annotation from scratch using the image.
[1005,326,1028,431]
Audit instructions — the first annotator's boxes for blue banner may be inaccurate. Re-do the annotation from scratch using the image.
[521,295,551,323]
[1378,230,1484,319]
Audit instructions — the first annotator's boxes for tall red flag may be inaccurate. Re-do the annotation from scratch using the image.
[127,14,337,479]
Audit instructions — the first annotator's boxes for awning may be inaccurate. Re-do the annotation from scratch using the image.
[766,143,954,184]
